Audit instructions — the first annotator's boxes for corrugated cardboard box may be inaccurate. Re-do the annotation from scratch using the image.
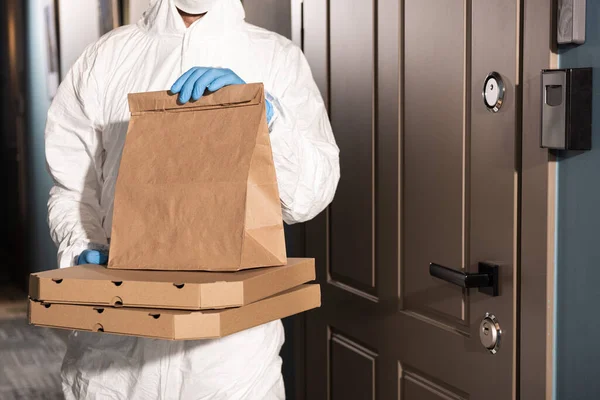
[30,258,315,310]
[108,83,287,271]
[29,284,320,340]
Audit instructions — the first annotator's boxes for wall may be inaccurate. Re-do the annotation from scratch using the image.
[0,0,27,285]
[127,0,150,24]
[556,2,600,399]
[57,2,102,80]
[23,0,60,276]
[243,0,291,39]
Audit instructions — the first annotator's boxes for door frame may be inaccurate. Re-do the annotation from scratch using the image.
[520,0,557,399]
[289,0,558,399]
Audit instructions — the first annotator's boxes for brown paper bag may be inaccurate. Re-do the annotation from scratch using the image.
[108,83,287,271]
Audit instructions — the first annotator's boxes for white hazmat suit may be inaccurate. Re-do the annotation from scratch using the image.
[44,0,340,398]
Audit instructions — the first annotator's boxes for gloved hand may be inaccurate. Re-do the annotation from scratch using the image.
[171,67,245,103]
[265,97,274,124]
[76,249,108,265]
[170,67,275,123]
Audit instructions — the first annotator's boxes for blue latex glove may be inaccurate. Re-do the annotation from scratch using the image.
[76,249,109,265]
[171,67,245,103]
[265,98,274,124]
[170,67,275,124]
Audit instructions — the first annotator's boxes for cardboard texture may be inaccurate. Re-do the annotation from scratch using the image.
[29,258,315,310]
[29,284,320,340]
[108,83,286,271]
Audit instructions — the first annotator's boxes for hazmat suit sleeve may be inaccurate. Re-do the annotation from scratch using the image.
[267,43,340,224]
[45,46,108,268]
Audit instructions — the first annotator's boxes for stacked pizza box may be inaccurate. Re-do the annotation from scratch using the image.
[28,258,319,340]
[28,84,320,340]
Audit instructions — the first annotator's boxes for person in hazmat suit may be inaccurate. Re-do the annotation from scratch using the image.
[44,0,340,398]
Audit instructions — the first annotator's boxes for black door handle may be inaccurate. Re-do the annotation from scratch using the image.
[429,262,499,296]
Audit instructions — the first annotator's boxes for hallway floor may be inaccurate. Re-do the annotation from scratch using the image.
[0,285,66,400]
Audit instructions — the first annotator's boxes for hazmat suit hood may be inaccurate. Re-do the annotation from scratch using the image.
[139,0,245,36]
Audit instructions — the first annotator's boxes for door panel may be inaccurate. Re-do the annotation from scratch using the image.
[399,367,468,400]
[331,334,377,400]
[304,0,519,399]
[403,0,467,323]
[329,0,375,291]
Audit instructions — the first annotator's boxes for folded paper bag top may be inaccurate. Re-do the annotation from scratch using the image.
[108,83,287,271]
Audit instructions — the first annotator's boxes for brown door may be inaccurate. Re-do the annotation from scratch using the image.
[303,0,519,398]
